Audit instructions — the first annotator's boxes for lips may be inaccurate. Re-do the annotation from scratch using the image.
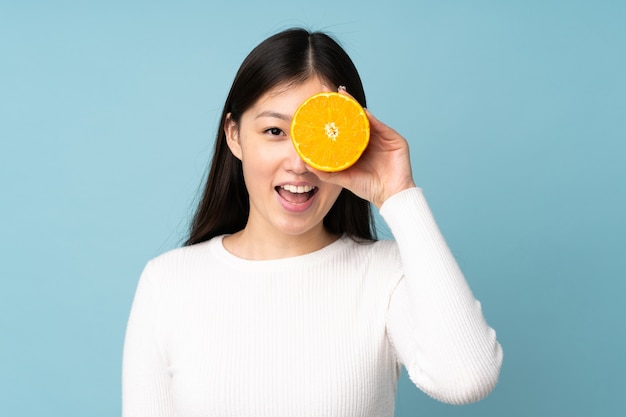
[275,184,318,204]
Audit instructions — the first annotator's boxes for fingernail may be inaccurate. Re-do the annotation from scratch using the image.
[338,85,347,92]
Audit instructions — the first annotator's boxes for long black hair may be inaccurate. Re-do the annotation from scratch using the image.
[186,28,375,246]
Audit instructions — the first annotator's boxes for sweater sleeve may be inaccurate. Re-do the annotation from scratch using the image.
[381,187,503,404]
[122,261,175,417]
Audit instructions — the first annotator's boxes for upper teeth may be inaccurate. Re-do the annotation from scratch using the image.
[281,185,314,193]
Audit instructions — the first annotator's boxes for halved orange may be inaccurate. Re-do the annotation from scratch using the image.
[290,92,370,172]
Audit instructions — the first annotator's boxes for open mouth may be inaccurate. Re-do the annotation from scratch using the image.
[275,185,318,204]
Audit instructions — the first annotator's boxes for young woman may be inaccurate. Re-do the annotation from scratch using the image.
[122,28,503,416]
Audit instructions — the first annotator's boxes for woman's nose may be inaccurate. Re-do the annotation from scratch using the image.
[284,139,309,175]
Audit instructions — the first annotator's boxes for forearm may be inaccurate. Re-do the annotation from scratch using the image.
[382,187,503,404]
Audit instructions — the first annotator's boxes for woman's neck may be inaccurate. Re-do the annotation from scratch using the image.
[222,226,340,260]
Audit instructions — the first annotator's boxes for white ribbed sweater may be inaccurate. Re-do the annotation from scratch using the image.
[122,187,503,416]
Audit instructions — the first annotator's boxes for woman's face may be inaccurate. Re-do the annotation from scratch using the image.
[225,77,343,239]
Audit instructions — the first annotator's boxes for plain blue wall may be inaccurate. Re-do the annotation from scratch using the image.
[1,1,624,416]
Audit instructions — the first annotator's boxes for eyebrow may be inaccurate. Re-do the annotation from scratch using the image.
[255,111,291,121]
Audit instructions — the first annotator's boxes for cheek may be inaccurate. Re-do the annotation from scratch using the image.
[239,142,276,184]
[322,184,344,207]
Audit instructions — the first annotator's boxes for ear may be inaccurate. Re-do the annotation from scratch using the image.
[224,113,242,160]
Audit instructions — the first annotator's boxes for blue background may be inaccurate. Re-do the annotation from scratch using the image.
[1,1,624,416]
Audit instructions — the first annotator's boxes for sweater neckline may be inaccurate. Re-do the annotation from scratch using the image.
[209,234,351,272]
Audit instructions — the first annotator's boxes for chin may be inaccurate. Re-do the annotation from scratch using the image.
[273,219,321,237]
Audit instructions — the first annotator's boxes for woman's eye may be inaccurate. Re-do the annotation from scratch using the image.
[265,127,284,136]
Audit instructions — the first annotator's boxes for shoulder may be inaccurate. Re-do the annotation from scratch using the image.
[344,236,399,254]
[148,239,214,267]
[138,238,220,286]
[342,236,402,271]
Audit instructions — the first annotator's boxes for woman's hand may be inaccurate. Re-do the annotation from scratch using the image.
[307,89,416,208]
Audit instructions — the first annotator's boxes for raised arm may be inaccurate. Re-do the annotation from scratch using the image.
[311,92,503,403]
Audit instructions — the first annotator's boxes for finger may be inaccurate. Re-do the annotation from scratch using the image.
[365,110,404,144]
[364,108,391,133]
